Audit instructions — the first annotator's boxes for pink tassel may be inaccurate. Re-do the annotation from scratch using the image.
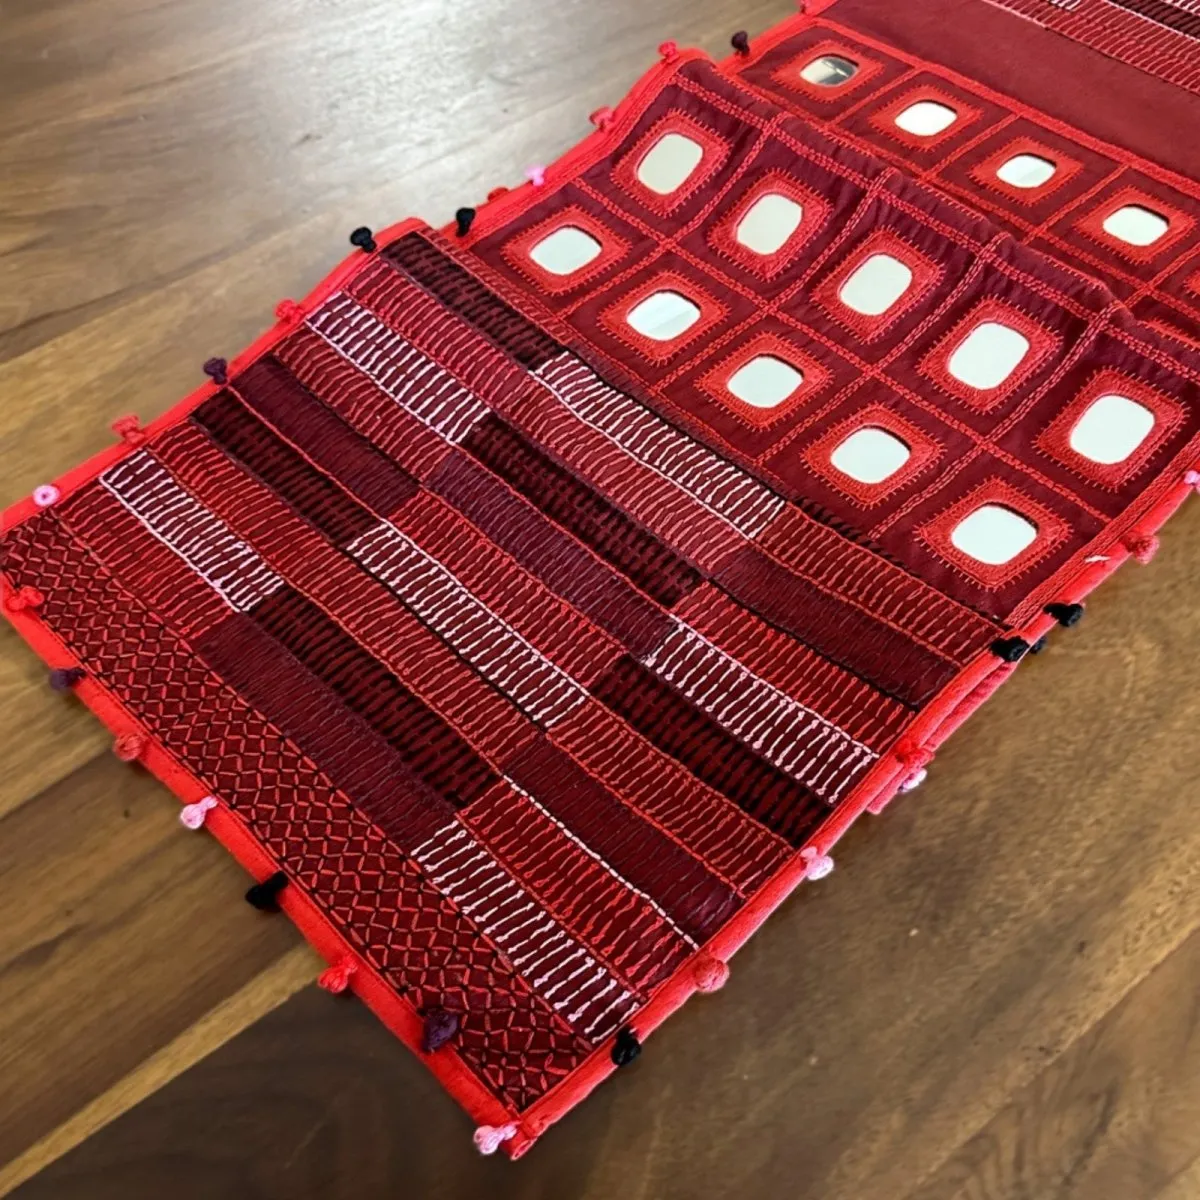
[5,585,44,613]
[899,766,928,793]
[33,484,60,508]
[800,846,835,880]
[474,1122,518,1155]
[179,796,218,830]
[525,165,546,188]
[1184,469,1200,492]
[318,958,357,994]
[113,732,147,762]
[692,953,729,993]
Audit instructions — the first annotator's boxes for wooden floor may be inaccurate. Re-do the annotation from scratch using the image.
[1,1,1198,1196]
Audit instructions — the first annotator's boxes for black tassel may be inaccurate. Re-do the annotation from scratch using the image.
[611,1026,641,1067]
[245,870,289,911]
[990,637,1030,663]
[730,30,750,56]
[1044,602,1084,627]
[349,226,377,253]
[454,207,477,238]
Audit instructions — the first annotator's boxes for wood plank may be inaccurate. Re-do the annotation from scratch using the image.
[0,945,318,1199]
[904,929,1200,1200]
[0,756,305,1168]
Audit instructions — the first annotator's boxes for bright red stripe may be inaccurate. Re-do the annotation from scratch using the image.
[392,490,621,687]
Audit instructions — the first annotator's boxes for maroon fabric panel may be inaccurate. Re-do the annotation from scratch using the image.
[249,586,498,809]
[715,546,957,707]
[234,356,418,517]
[195,610,452,849]
[503,736,741,942]
[430,451,672,657]
[192,393,375,545]
[831,0,1200,180]
[591,656,829,847]
[383,233,561,369]
[462,414,702,608]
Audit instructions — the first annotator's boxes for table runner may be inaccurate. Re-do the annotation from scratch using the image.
[3,0,1199,1158]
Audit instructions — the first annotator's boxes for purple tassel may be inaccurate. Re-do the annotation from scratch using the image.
[203,357,229,385]
[49,667,86,692]
[421,1008,460,1052]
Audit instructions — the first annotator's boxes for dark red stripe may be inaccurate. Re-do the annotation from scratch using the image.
[192,392,375,544]
[503,736,740,942]
[195,611,451,849]
[430,450,671,658]
[383,232,561,368]
[715,546,957,708]
[249,586,498,809]
[1109,0,1200,37]
[233,356,418,516]
[591,656,828,847]
[462,414,702,609]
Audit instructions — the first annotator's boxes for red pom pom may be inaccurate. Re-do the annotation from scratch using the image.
[589,106,615,131]
[113,732,147,762]
[318,958,357,994]
[275,300,305,324]
[1126,533,1160,564]
[486,186,510,202]
[692,953,729,993]
[111,415,146,446]
[5,585,44,613]
[658,40,680,63]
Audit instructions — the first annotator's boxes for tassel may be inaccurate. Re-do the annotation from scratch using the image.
[202,357,228,386]
[473,1123,518,1155]
[5,585,44,613]
[1125,533,1159,564]
[179,796,218,830]
[111,415,146,447]
[318,958,357,994]
[589,106,615,131]
[1183,468,1200,491]
[349,226,377,253]
[275,299,305,325]
[486,186,510,202]
[801,846,834,880]
[990,636,1030,663]
[113,732,147,762]
[454,207,476,238]
[1044,602,1084,627]
[422,1007,460,1052]
[692,953,729,993]
[32,484,60,508]
[525,165,547,188]
[658,40,680,63]
[611,1026,641,1066]
[49,666,86,692]
[245,870,289,911]
[730,30,751,56]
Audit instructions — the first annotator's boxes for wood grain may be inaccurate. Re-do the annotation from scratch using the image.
[1,0,1197,1197]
